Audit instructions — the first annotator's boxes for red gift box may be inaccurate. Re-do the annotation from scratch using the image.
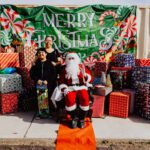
[91,95,105,117]
[0,53,19,69]
[19,47,36,70]
[111,67,132,71]
[122,89,135,114]
[0,46,5,53]
[17,67,34,89]
[109,92,130,118]
[94,61,109,77]
[0,93,18,114]
[135,59,150,66]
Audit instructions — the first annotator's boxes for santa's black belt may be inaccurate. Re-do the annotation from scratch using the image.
[68,84,84,86]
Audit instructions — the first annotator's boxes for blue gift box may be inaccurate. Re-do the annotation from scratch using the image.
[131,66,150,88]
[115,53,135,67]
[135,81,150,120]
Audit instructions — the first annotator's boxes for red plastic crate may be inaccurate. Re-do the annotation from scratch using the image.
[0,93,18,114]
[109,92,129,118]
[91,95,105,117]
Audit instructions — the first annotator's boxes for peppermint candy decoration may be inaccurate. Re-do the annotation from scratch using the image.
[99,10,118,26]
[0,30,12,46]
[22,20,34,39]
[121,15,137,38]
[83,56,97,70]
[0,8,23,35]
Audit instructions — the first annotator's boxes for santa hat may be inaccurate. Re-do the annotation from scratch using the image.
[65,52,81,64]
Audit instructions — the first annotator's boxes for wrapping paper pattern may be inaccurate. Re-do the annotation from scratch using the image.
[110,67,132,90]
[109,92,130,118]
[94,61,109,76]
[135,82,150,120]
[135,59,150,67]
[94,62,108,77]
[0,93,18,114]
[0,73,22,93]
[0,53,19,69]
[19,47,36,70]
[17,67,34,89]
[92,95,105,117]
[131,66,150,88]
[115,53,135,67]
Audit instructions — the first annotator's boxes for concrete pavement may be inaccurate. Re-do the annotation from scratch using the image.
[0,111,150,149]
[0,111,150,139]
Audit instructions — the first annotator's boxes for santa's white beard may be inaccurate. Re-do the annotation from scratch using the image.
[66,60,80,84]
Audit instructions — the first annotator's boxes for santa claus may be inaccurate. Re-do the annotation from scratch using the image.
[59,52,93,128]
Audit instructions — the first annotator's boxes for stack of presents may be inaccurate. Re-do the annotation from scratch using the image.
[0,46,36,114]
[91,53,150,120]
[0,47,150,121]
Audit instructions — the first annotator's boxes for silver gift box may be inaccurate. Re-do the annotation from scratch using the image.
[0,73,22,93]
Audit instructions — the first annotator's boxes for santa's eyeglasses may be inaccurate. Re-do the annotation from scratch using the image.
[68,57,75,60]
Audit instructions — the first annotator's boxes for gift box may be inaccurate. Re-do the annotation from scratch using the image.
[0,53,19,69]
[134,82,150,120]
[115,53,135,67]
[122,89,135,114]
[92,77,101,86]
[0,46,5,53]
[135,59,150,67]
[0,73,22,93]
[94,85,112,96]
[17,67,34,89]
[19,46,36,70]
[110,67,132,90]
[18,88,37,112]
[92,95,105,117]
[109,92,130,118]
[0,92,18,114]
[94,61,109,77]
[131,66,150,88]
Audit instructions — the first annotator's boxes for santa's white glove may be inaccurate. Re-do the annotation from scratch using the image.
[63,88,69,96]
[85,82,93,88]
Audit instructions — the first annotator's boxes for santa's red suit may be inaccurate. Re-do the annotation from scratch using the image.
[59,63,93,112]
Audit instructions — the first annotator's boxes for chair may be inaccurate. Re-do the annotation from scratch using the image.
[53,87,94,123]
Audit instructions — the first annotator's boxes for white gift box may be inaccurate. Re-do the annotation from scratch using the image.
[94,85,112,96]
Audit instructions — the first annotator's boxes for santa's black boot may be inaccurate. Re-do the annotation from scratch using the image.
[69,110,78,129]
[78,109,88,129]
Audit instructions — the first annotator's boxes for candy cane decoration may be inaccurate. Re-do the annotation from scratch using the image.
[99,10,118,26]
[0,8,23,35]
